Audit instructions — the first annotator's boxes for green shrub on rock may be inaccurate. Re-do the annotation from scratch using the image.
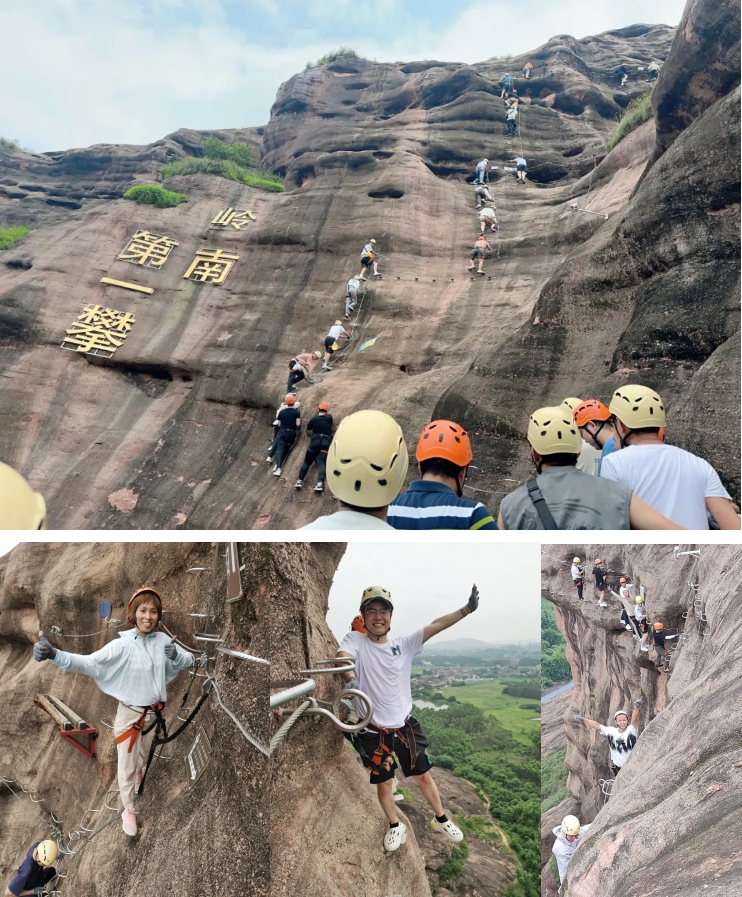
[123,184,188,208]
[0,225,29,250]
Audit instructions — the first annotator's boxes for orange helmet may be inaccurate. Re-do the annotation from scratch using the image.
[318,401,330,412]
[654,622,664,631]
[416,420,473,467]
[285,394,296,406]
[574,399,611,428]
[595,559,602,564]
[351,614,368,634]
[126,587,162,626]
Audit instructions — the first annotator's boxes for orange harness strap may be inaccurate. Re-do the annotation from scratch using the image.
[114,702,164,754]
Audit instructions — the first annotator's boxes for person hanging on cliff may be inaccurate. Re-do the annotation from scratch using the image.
[295,401,333,493]
[522,62,534,80]
[474,183,493,208]
[287,351,322,393]
[505,104,519,137]
[33,589,194,838]
[634,592,651,651]
[322,320,350,371]
[512,156,527,184]
[267,394,300,465]
[4,839,59,897]
[652,622,677,669]
[574,699,642,776]
[479,206,498,234]
[387,419,498,530]
[345,276,360,318]
[358,239,382,279]
[467,234,491,275]
[269,393,302,478]
[571,557,585,601]
[590,559,609,607]
[337,584,480,851]
[615,577,642,638]
[551,815,591,885]
[498,74,512,98]
[474,158,489,184]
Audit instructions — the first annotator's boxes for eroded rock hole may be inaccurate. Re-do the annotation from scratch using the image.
[368,188,404,199]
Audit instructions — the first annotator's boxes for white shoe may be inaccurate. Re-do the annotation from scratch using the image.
[384,823,407,852]
[314,482,324,492]
[122,809,138,837]
[295,479,303,489]
[372,271,382,276]
[640,645,649,652]
[273,467,282,477]
[625,625,633,631]
[599,602,608,607]
[266,456,273,463]
[432,818,464,842]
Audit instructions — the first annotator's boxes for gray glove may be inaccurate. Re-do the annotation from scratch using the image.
[34,634,56,662]
[573,714,585,721]
[343,676,360,692]
[164,640,177,660]
[34,888,48,896]
[465,585,480,615]
[633,696,643,707]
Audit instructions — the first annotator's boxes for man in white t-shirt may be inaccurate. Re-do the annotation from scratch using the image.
[552,815,592,884]
[571,557,584,601]
[600,384,739,530]
[337,582,480,852]
[575,699,641,775]
[322,320,350,371]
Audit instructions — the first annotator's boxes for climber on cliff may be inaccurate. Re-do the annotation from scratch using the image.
[287,351,321,393]
[267,394,300,464]
[269,392,302,477]
[523,62,534,80]
[505,104,519,137]
[479,206,498,234]
[615,577,642,639]
[499,74,512,98]
[574,699,642,776]
[474,183,493,208]
[496,406,685,530]
[337,584,479,852]
[592,559,608,607]
[322,320,350,371]
[634,593,651,651]
[4,840,59,897]
[475,158,489,184]
[512,156,527,184]
[599,385,740,530]
[571,557,585,601]
[295,401,333,492]
[387,420,497,530]
[33,589,194,838]
[572,400,618,475]
[648,61,660,82]
[345,276,360,318]
[467,234,491,275]
[358,239,381,279]
[300,410,408,529]
[652,622,677,669]
[552,815,591,885]
[0,462,46,530]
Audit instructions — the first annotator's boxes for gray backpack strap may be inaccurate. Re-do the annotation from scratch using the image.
[526,480,559,530]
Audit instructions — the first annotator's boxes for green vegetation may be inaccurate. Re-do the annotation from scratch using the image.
[160,137,283,192]
[542,598,571,689]
[541,747,569,812]
[0,137,22,152]
[439,680,539,744]
[123,184,188,208]
[0,225,29,250]
[457,814,504,846]
[439,840,469,884]
[396,786,415,801]
[415,698,539,897]
[503,680,540,701]
[306,47,362,69]
[202,136,253,168]
[606,91,653,151]
[549,855,560,886]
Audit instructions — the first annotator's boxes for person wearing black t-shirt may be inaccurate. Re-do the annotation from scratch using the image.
[271,404,301,476]
[592,559,608,607]
[295,403,333,492]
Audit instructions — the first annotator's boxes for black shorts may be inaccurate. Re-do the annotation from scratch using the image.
[517,164,527,172]
[324,335,336,352]
[361,256,374,269]
[351,716,433,784]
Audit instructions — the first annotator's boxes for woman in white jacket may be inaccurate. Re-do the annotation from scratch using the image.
[33,587,194,838]
[552,814,591,883]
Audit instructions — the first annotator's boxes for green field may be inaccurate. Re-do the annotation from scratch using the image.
[440,680,540,745]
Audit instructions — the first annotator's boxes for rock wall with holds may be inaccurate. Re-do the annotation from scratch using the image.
[541,544,742,897]
[3,24,723,529]
[0,542,268,897]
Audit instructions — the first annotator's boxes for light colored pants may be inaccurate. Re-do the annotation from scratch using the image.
[114,703,158,810]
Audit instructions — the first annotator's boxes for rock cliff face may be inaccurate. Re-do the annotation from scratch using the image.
[541,544,742,897]
[2,12,736,528]
[0,542,268,897]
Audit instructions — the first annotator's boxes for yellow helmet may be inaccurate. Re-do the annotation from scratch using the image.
[0,462,46,529]
[36,840,59,865]
[360,585,394,612]
[573,557,581,563]
[326,410,408,507]
[561,815,581,836]
[609,385,666,428]
[635,595,644,604]
[527,407,581,455]
[560,397,583,414]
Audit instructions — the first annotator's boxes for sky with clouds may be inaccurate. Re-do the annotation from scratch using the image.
[326,543,539,647]
[2,0,686,153]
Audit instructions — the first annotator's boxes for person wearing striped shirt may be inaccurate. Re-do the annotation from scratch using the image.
[387,420,498,530]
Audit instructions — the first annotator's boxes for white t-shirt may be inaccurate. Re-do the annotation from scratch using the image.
[362,243,375,256]
[599,724,637,767]
[300,511,394,530]
[634,604,646,622]
[571,564,583,581]
[327,325,345,340]
[479,208,496,220]
[476,160,487,172]
[337,629,424,728]
[576,441,601,476]
[506,107,518,120]
[599,443,730,529]
[515,156,526,167]
[347,278,360,293]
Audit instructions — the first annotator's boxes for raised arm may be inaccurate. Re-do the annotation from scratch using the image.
[422,585,479,643]
[574,715,602,732]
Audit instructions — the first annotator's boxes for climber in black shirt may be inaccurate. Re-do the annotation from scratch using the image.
[271,403,301,477]
[592,559,608,607]
[295,402,333,492]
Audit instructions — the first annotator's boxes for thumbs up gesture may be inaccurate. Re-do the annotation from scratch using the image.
[164,638,177,660]
[33,631,57,662]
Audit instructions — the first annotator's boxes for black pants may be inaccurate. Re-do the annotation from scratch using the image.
[287,369,305,392]
[274,430,296,467]
[506,119,517,134]
[574,578,583,600]
[298,444,328,482]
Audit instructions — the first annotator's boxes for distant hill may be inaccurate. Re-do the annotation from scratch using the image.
[425,637,505,652]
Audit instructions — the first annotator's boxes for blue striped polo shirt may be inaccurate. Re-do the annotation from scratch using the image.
[387,480,498,530]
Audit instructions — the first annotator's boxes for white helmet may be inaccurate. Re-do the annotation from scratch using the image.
[326,410,408,507]
[561,815,580,836]
[573,557,581,564]
[614,709,629,722]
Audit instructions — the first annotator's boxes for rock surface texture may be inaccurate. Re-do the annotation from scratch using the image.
[0,542,268,897]
[541,544,742,897]
[1,10,737,528]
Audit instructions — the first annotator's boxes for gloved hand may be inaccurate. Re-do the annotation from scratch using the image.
[573,714,585,722]
[633,696,643,707]
[465,585,479,615]
[33,633,56,662]
[164,639,177,660]
[342,676,360,692]
[34,887,47,896]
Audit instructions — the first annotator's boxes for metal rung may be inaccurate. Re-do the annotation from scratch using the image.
[194,634,223,642]
[217,646,270,665]
[189,613,210,618]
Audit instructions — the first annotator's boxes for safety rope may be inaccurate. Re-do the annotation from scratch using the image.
[269,700,312,753]
[50,622,126,640]
[205,675,270,758]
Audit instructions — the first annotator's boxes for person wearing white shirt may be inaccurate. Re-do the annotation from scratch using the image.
[358,239,381,279]
[571,557,584,600]
[552,815,592,884]
[512,156,527,183]
[599,384,738,530]
[479,207,498,233]
[576,701,642,775]
[345,277,360,317]
[337,583,480,852]
[322,320,350,370]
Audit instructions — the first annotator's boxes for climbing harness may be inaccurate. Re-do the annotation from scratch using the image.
[598,777,614,805]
